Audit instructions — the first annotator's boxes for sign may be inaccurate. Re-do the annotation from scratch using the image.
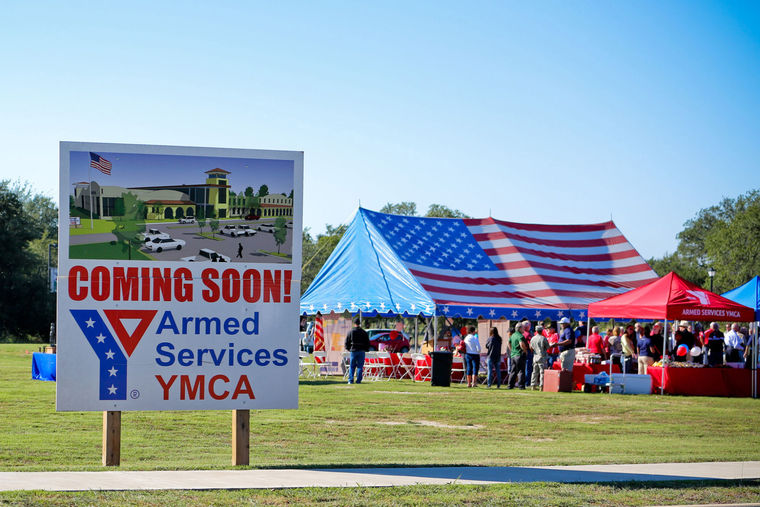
[57,142,303,411]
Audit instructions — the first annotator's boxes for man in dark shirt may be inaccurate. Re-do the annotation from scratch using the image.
[706,322,725,366]
[556,317,575,371]
[345,318,370,384]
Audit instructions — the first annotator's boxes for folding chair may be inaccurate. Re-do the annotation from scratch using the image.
[411,353,431,382]
[394,353,414,381]
[450,355,466,383]
[362,351,383,381]
[313,351,330,377]
[374,351,392,381]
[341,351,351,380]
[299,351,317,378]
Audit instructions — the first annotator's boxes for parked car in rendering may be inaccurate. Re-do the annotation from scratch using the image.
[244,211,261,220]
[141,227,170,243]
[236,225,256,236]
[178,217,195,224]
[146,237,186,252]
[180,248,231,263]
[367,329,411,353]
[220,225,240,236]
[257,224,275,233]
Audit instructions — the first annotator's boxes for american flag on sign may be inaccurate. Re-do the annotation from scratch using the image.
[362,210,658,312]
[89,152,112,175]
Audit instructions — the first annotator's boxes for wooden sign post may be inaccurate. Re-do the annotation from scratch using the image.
[232,409,250,466]
[102,411,121,466]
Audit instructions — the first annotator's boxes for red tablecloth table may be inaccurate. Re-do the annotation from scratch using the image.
[648,366,759,397]
[551,362,621,391]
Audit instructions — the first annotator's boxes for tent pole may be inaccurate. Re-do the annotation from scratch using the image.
[433,314,438,351]
[749,322,760,398]
[414,315,420,352]
[661,319,668,395]
[586,315,591,344]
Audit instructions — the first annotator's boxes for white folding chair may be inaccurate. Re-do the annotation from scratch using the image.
[341,351,351,380]
[395,353,414,381]
[450,356,466,383]
[313,351,330,377]
[374,351,392,381]
[299,351,317,378]
[411,353,431,382]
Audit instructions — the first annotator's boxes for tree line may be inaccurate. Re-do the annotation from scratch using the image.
[2,183,758,341]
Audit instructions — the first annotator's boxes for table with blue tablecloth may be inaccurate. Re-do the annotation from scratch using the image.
[32,352,56,381]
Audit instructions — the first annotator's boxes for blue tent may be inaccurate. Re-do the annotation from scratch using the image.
[301,208,436,317]
[722,276,760,321]
[301,208,658,320]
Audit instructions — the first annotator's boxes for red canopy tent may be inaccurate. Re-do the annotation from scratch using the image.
[588,272,755,394]
[588,271,755,322]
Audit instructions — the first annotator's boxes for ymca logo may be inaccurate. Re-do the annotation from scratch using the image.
[70,309,157,400]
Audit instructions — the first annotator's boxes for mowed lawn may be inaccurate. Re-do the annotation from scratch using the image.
[2,343,759,472]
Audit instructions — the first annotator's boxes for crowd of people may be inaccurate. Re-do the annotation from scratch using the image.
[342,317,757,388]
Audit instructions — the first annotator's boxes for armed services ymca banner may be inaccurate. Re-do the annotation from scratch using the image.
[57,142,303,411]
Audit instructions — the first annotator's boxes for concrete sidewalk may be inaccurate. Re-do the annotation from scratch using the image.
[1,461,758,491]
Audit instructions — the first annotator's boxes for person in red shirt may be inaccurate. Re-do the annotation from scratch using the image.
[586,326,606,358]
[544,323,560,369]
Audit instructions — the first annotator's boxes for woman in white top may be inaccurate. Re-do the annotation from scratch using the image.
[463,326,482,387]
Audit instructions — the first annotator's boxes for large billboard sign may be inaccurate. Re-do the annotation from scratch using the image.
[57,142,303,411]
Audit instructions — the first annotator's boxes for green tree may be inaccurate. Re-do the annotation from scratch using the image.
[244,187,254,197]
[0,181,57,339]
[111,192,146,261]
[209,218,220,238]
[257,185,269,197]
[273,216,287,254]
[197,217,207,236]
[425,204,470,218]
[648,189,760,293]
[288,189,294,199]
[301,224,346,294]
[380,201,417,216]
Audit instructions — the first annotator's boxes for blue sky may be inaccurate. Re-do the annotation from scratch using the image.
[1,1,758,260]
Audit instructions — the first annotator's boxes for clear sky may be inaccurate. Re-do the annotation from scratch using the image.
[2,1,758,260]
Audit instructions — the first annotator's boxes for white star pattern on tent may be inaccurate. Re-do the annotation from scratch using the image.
[366,211,498,272]
[511,310,519,318]
[488,309,496,317]
[535,310,542,318]
[466,308,473,315]
[443,306,450,314]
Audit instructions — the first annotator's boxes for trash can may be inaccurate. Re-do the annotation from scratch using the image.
[430,351,453,387]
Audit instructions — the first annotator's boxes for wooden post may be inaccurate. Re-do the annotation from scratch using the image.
[232,409,250,466]
[102,410,121,466]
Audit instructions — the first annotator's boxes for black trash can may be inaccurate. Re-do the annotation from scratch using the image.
[430,351,453,387]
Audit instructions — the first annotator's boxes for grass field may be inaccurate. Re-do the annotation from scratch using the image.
[2,343,760,504]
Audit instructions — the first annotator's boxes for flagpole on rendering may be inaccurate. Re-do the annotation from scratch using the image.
[88,163,94,230]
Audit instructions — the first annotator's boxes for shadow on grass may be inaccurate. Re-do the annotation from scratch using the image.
[243,464,760,486]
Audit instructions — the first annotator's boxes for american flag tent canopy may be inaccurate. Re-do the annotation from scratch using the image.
[300,208,659,320]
